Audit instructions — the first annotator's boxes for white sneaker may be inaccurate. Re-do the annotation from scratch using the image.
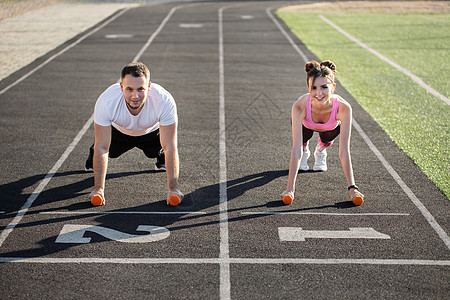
[299,146,310,171]
[313,148,327,171]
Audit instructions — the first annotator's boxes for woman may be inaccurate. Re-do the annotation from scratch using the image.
[281,60,364,205]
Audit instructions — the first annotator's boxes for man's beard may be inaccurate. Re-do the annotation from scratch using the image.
[126,99,144,110]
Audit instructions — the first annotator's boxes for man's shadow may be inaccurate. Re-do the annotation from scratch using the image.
[0,169,355,258]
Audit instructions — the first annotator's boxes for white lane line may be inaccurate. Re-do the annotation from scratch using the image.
[241,212,410,216]
[0,257,218,264]
[0,113,94,247]
[319,15,450,106]
[39,211,206,215]
[352,119,450,251]
[231,258,450,266]
[266,7,308,64]
[131,6,179,62]
[0,6,181,248]
[1,257,449,266]
[218,6,231,300]
[266,8,450,251]
[0,8,131,96]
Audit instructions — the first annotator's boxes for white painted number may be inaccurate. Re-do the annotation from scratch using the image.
[105,34,134,39]
[55,224,170,244]
[179,23,203,29]
[279,227,391,241]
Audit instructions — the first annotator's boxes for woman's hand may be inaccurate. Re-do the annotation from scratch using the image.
[281,190,295,205]
[349,188,364,206]
[281,190,294,198]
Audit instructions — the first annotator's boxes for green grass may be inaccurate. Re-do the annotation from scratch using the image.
[277,11,450,198]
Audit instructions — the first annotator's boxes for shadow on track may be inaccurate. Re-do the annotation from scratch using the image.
[0,169,356,259]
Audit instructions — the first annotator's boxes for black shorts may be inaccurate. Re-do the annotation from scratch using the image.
[302,124,341,144]
[108,126,163,159]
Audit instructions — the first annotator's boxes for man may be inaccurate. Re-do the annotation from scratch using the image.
[85,62,183,206]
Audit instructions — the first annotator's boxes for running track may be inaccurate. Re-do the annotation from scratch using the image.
[0,1,449,299]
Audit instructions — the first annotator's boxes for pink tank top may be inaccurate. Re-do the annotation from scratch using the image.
[302,95,340,131]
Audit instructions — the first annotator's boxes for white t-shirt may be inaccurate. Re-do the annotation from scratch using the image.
[94,83,178,136]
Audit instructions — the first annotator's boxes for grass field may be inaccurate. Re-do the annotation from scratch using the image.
[277,7,449,198]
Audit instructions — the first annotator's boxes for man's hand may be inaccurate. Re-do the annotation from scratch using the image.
[89,187,104,200]
[89,187,105,206]
[91,123,111,203]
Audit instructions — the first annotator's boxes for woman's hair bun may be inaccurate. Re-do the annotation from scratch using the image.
[320,60,336,72]
[305,60,320,74]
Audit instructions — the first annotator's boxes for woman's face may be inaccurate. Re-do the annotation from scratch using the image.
[309,76,335,105]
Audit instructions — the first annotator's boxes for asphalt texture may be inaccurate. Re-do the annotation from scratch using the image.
[0,1,449,299]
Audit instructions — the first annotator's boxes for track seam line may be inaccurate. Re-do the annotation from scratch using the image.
[0,5,182,248]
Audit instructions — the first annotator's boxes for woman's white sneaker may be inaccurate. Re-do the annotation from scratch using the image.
[313,148,327,171]
[299,146,310,171]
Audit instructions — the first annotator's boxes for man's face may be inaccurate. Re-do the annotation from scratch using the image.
[120,74,150,112]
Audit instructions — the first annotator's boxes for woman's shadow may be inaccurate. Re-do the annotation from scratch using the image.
[0,168,355,259]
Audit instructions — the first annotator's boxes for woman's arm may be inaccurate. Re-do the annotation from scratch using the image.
[282,96,307,197]
[336,97,364,200]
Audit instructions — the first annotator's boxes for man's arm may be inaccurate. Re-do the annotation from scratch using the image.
[159,123,182,199]
[89,123,111,199]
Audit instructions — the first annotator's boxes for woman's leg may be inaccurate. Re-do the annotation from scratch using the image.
[299,126,314,171]
[313,125,341,171]
[317,125,341,151]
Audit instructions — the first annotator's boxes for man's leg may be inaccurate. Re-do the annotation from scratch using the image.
[85,144,95,172]
[136,129,166,171]
[108,126,135,158]
[155,148,165,171]
[85,127,135,171]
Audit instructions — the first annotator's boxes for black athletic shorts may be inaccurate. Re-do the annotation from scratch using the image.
[108,126,163,159]
[302,124,341,144]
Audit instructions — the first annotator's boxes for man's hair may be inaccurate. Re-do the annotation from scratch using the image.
[121,62,150,81]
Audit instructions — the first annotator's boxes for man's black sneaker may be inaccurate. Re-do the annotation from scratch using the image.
[155,149,165,171]
[155,162,166,171]
[85,147,94,172]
